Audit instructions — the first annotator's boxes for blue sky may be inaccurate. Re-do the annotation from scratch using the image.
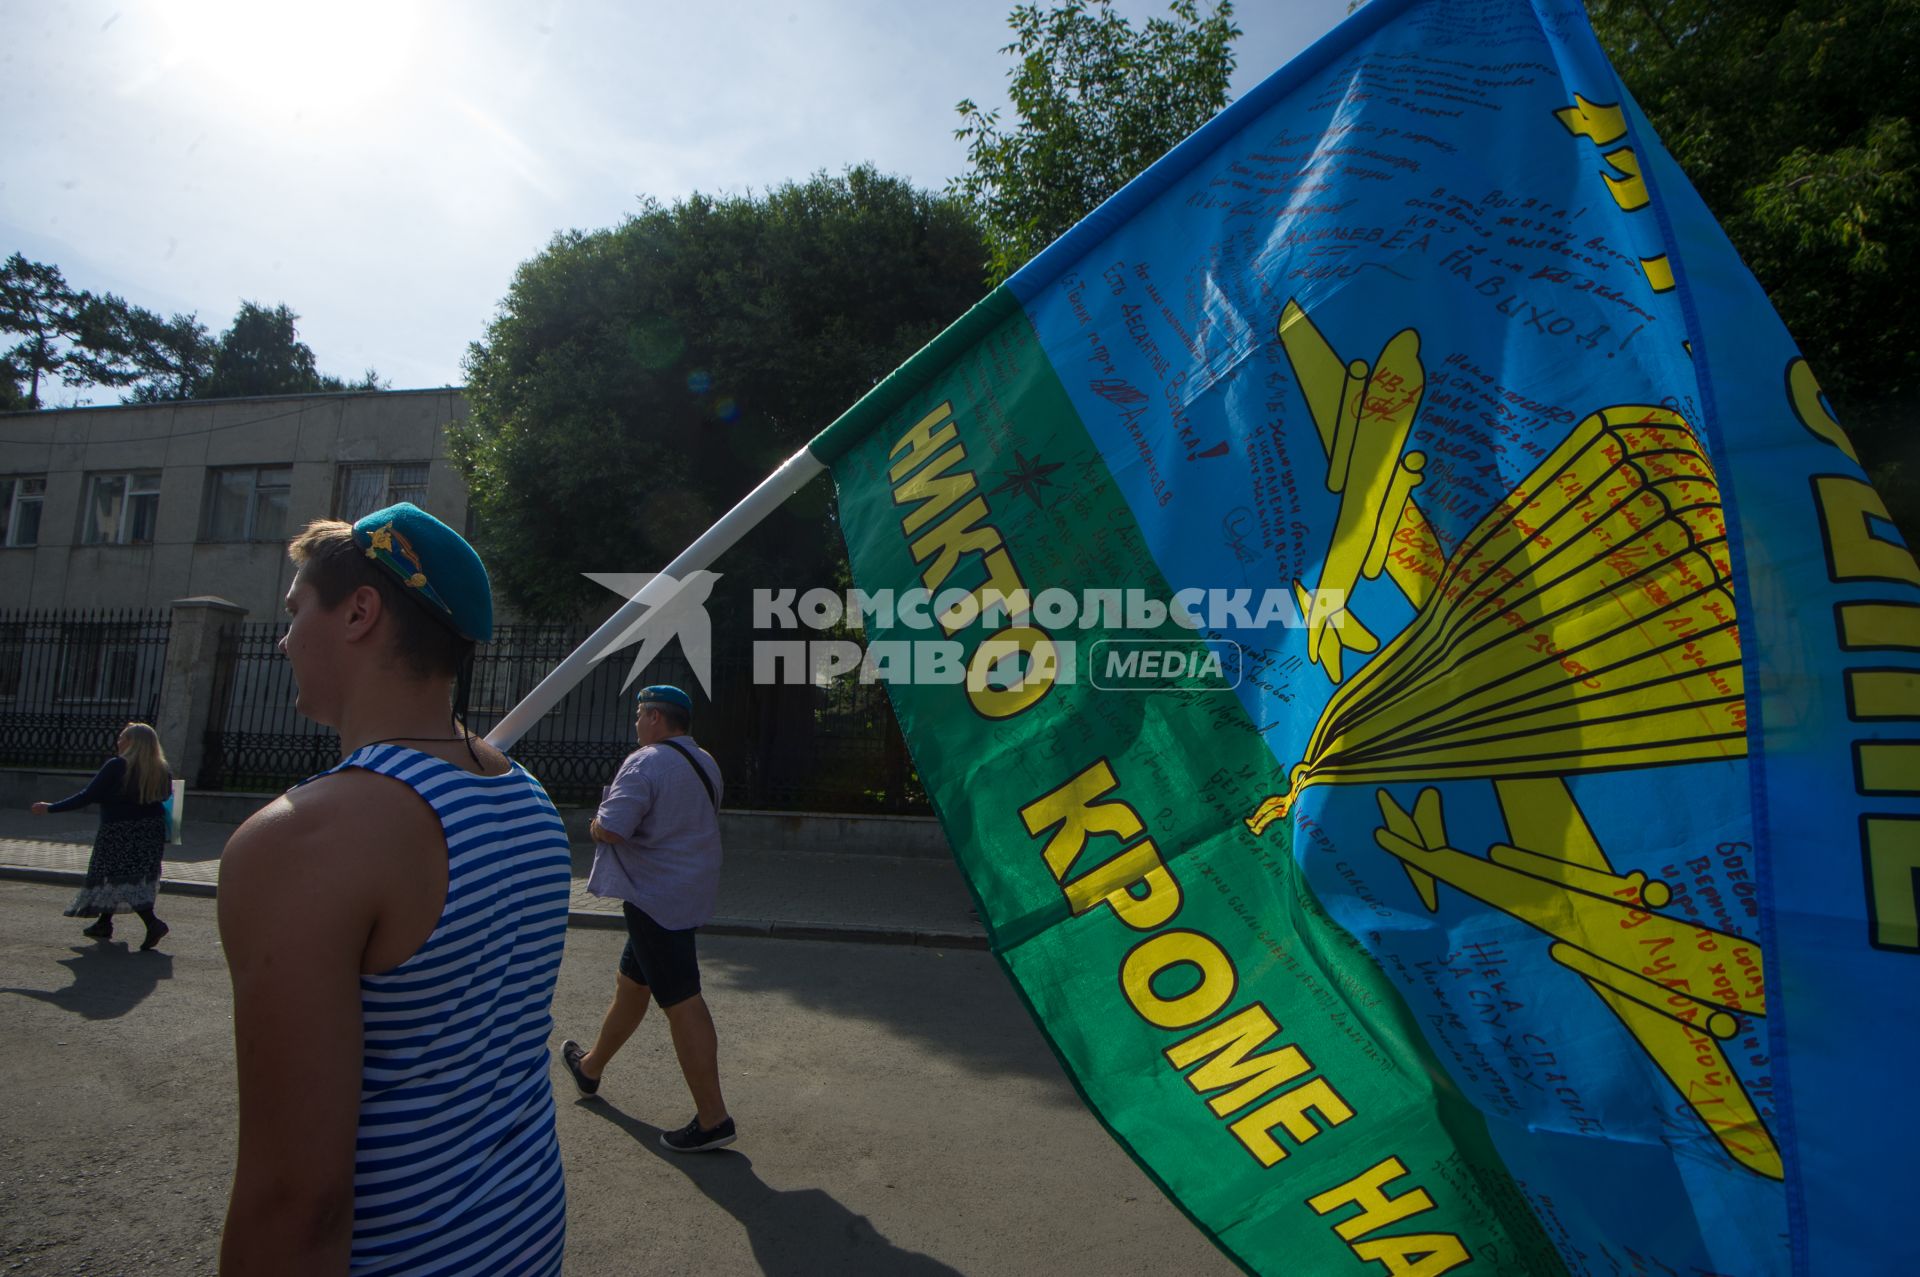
[4,0,1354,402]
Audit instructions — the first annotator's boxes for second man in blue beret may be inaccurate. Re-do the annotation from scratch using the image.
[563,683,736,1153]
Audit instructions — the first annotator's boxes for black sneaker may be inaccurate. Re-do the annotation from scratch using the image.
[81,918,112,940]
[660,1116,736,1153]
[139,920,169,951]
[559,1040,599,1097]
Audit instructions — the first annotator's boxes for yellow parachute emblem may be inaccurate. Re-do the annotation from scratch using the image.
[1249,404,1744,833]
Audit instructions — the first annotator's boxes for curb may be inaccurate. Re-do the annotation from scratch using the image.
[0,866,220,899]
[0,866,990,951]
[564,906,988,950]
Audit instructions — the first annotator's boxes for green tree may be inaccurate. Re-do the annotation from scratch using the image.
[951,0,1239,284]
[0,257,379,406]
[60,291,218,403]
[454,165,988,618]
[334,368,392,393]
[0,256,185,405]
[1587,0,1920,528]
[202,301,330,398]
[0,253,98,407]
[0,354,30,412]
[199,303,384,398]
[118,308,217,402]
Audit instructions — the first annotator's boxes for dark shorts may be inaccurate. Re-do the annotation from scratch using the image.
[618,902,702,1007]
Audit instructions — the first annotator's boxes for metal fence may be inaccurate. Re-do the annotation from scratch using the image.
[0,609,171,770]
[200,621,927,812]
[196,622,339,791]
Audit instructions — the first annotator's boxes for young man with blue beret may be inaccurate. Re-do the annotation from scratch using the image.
[561,683,735,1153]
[217,503,572,1275]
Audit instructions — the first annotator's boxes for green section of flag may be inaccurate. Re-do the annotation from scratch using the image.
[831,308,1567,1275]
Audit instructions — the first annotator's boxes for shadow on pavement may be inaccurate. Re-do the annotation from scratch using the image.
[684,934,1076,1094]
[1,940,175,1020]
[580,1101,963,1275]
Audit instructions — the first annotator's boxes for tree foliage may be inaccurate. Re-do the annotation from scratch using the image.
[0,254,120,407]
[0,255,377,407]
[454,165,989,618]
[1587,0,1920,523]
[951,0,1238,284]
[201,302,328,399]
[118,309,217,403]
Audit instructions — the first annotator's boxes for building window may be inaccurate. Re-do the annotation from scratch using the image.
[0,476,45,547]
[82,471,161,545]
[203,465,291,542]
[336,462,430,523]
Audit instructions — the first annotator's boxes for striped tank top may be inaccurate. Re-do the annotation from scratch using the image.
[320,744,573,1276]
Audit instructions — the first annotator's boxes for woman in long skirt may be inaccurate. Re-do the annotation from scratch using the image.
[31,722,173,949]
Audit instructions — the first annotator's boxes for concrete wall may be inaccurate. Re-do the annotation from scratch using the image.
[0,389,470,619]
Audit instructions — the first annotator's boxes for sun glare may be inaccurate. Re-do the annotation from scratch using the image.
[157,0,425,125]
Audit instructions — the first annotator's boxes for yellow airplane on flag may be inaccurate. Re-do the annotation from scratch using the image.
[1373,776,1780,1180]
[1275,300,1430,684]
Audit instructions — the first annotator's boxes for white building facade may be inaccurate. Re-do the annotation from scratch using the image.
[0,389,472,619]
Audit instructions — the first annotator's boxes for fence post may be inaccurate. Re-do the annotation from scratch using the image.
[156,596,248,788]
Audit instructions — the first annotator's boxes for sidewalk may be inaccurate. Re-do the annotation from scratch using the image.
[0,804,988,950]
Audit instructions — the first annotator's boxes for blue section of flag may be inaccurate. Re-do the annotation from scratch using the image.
[989,1,1919,1271]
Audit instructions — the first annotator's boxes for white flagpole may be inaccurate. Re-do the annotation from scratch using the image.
[484,445,826,750]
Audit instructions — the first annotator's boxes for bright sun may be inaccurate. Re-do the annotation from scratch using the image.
[157,0,426,126]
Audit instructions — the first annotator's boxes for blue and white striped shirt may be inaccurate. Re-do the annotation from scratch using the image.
[322,744,572,1277]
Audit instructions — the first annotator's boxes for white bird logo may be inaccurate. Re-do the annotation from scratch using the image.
[581,570,723,696]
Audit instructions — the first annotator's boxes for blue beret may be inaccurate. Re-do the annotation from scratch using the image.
[637,684,693,714]
[351,502,493,643]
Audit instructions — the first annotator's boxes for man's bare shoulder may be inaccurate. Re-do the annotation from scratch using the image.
[222,770,442,894]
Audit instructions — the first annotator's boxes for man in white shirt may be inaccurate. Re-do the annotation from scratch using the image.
[561,684,735,1153]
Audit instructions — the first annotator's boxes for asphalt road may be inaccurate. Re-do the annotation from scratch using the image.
[0,881,1237,1276]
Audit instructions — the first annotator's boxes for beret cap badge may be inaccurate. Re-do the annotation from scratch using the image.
[349,502,494,643]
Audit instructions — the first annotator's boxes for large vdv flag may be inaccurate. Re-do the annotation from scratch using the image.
[800,1,1917,1272]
